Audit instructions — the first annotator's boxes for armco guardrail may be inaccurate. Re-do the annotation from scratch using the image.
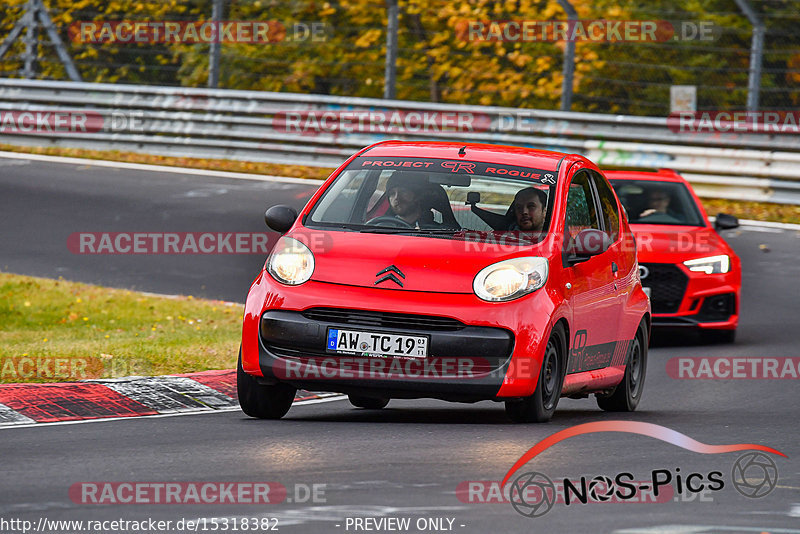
[1,78,799,204]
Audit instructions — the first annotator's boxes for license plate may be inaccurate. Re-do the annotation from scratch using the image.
[643,286,651,298]
[326,328,428,358]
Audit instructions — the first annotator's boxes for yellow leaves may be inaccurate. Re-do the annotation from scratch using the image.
[355,28,382,48]
[319,2,336,17]
[507,51,532,68]
[788,54,800,84]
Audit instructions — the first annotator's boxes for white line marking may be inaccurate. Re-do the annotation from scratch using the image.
[615,526,800,534]
[710,215,800,232]
[0,150,325,186]
[5,150,800,231]
[737,226,785,233]
[0,395,346,430]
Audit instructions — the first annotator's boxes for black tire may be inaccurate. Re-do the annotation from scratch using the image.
[597,320,648,412]
[348,395,390,409]
[701,329,736,344]
[505,323,566,423]
[237,349,296,419]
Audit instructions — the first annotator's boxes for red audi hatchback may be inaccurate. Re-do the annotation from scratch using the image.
[239,141,650,422]
[607,169,741,343]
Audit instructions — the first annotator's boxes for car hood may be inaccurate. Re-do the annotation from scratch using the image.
[632,224,733,263]
[293,228,547,294]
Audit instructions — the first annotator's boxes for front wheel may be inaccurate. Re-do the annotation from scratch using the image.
[597,320,648,412]
[348,395,390,409]
[237,349,296,419]
[505,323,566,423]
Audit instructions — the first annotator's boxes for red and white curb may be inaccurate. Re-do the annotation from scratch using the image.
[0,369,340,427]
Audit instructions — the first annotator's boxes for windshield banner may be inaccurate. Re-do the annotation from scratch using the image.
[353,157,557,184]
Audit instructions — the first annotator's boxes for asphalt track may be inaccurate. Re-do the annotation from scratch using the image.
[1,154,799,534]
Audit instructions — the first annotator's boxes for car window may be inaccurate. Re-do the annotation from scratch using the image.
[307,156,558,245]
[610,179,705,226]
[592,171,620,242]
[565,170,601,243]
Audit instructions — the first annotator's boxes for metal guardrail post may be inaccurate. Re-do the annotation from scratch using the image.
[208,0,224,88]
[556,0,577,111]
[733,0,764,113]
[0,0,81,81]
[2,79,800,204]
[22,0,40,79]
[383,0,399,100]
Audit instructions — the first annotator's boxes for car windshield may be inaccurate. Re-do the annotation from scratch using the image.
[307,156,558,245]
[610,179,705,227]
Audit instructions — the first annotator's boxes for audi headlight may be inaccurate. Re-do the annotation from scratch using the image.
[683,254,730,274]
[266,236,315,285]
[474,257,548,302]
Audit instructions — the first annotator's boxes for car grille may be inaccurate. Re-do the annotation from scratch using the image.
[640,263,688,314]
[301,308,465,331]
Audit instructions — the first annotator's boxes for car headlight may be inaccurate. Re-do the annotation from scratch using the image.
[683,254,730,274]
[266,236,315,285]
[474,257,548,302]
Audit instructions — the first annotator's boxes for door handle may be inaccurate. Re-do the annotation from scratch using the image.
[611,262,619,274]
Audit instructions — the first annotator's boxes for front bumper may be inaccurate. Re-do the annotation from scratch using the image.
[241,272,562,400]
[641,262,739,330]
[258,308,515,401]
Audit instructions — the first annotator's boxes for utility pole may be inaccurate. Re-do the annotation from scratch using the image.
[556,0,576,111]
[208,0,224,88]
[733,0,765,112]
[0,0,82,81]
[383,0,398,99]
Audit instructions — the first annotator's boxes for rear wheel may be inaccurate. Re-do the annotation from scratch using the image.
[505,323,566,423]
[348,395,390,409]
[237,349,296,419]
[597,320,648,412]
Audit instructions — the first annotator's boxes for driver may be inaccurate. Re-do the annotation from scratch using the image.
[384,172,436,227]
[638,186,683,221]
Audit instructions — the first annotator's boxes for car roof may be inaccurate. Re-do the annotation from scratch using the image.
[603,169,686,183]
[360,141,571,171]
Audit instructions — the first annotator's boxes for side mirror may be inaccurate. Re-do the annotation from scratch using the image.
[569,229,611,264]
[714,213,739,231]
[265,205,298,233]
[466,191,480,205]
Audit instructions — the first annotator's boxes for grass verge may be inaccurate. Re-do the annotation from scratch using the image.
[2,143,799,225]
[0,272,241,384]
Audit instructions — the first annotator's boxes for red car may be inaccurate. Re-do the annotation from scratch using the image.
[607,169,741,343]
[239,141,650,422]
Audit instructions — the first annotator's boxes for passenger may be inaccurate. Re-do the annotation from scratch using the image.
[509,187,547,232]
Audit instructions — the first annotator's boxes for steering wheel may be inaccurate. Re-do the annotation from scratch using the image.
[365,215,414,228]
[638,212,681,224]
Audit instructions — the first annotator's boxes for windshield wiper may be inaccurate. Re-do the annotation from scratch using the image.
[358,227,415,234]
[359,227,461,234]
[414,228,462,234]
